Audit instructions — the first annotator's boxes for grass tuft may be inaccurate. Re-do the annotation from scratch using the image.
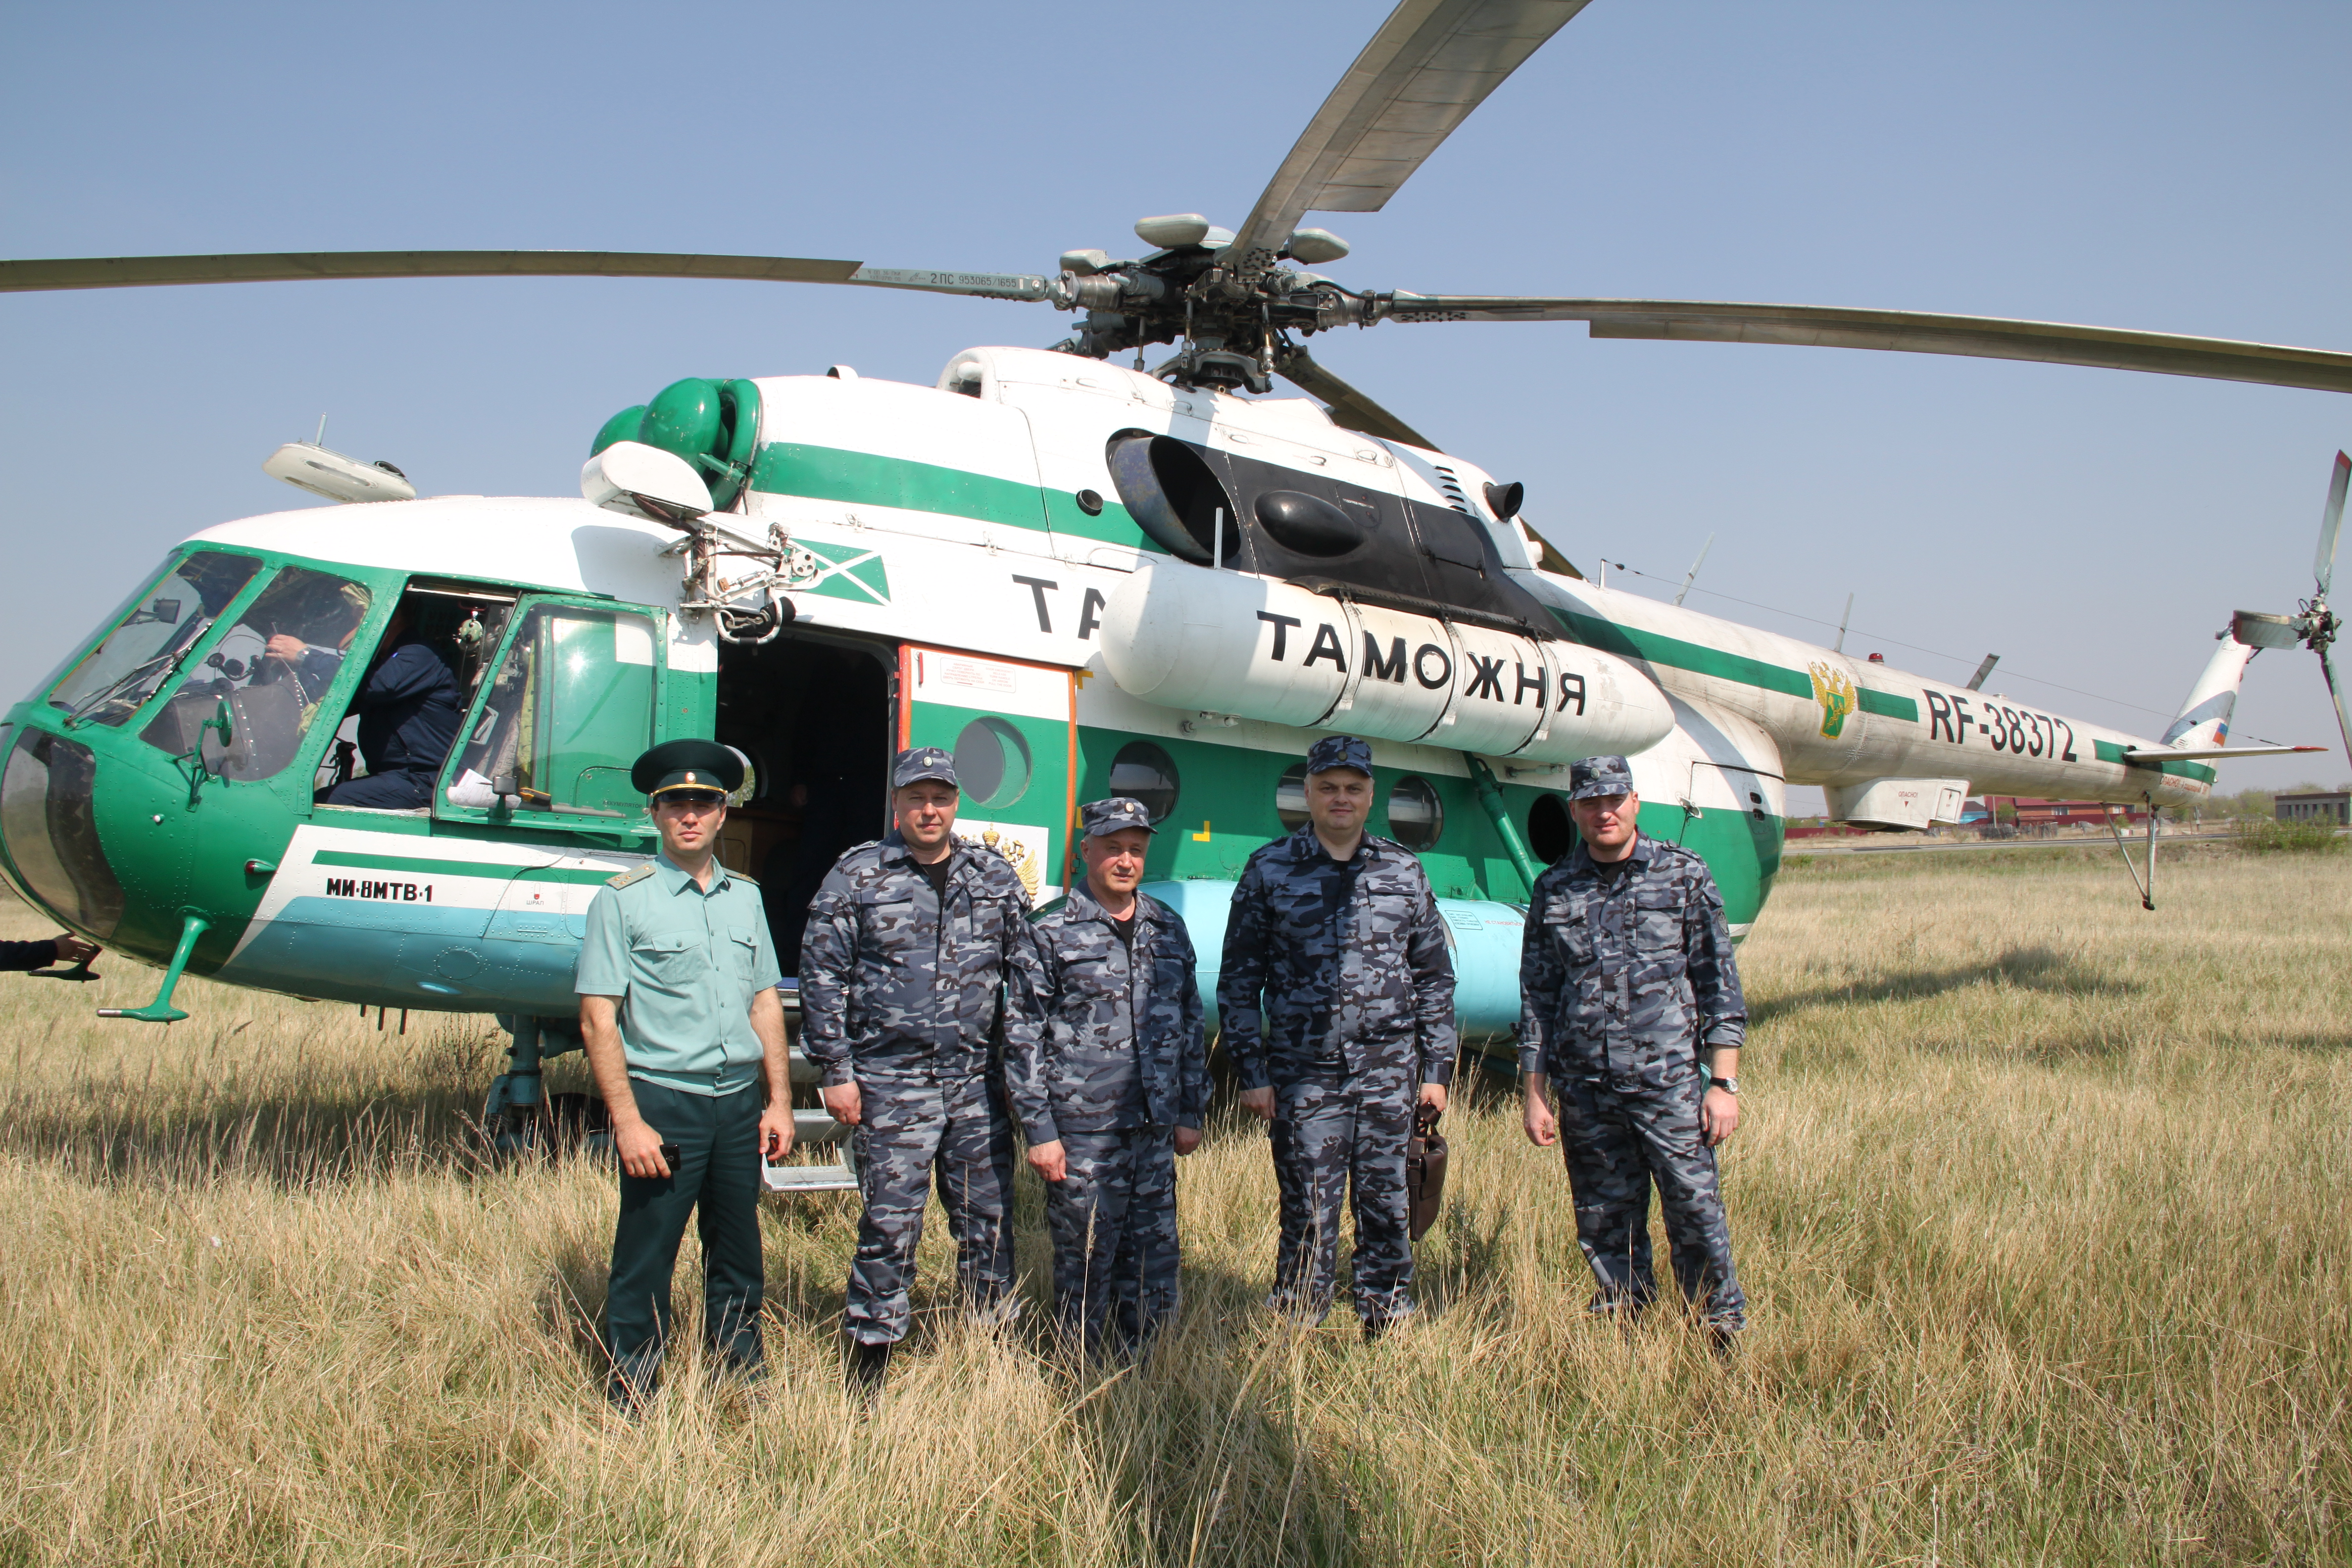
[0,852,2347,1565]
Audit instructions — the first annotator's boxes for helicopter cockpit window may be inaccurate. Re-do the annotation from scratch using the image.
[0,729,125,939]
[47,552,262,729]
[443,602,659,823]
[139,567,375,782]
[1105,433,1241,565]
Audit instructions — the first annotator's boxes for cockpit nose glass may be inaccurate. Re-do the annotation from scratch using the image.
[0,729,123,938]
[45,552,261,728]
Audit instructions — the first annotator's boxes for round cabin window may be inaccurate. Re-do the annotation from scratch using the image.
[953,717,1032,808]
[1275,763,1310,831]
[1527,793,1576,865]
[1385,776,1443,851]
[1108,740,1180,822]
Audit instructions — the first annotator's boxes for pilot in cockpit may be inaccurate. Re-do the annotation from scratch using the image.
[270,597,462,809]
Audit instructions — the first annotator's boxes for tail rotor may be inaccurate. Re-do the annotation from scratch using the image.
[2233,450,2352,762]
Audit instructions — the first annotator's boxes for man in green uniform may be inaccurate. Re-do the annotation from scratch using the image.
[576,738,795,1411]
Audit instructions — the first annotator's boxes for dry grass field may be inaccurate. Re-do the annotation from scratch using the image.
[0,846,2346,1566]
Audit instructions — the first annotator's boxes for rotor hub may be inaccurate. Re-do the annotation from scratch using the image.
[1043,215,1370,388]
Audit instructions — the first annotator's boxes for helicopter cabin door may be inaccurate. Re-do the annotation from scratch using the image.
[898,644,1074,905]
[435,595,668,832]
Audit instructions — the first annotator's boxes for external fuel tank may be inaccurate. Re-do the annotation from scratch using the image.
[1099,563,1674,765]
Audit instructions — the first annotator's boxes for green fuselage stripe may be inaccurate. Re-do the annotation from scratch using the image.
[748,442,1157,550]
[1553,609,1812,699]
[1552,607,1921,723]
[2091,739,2217,784]
[1858,688,1919,722]
[309,850,616,885]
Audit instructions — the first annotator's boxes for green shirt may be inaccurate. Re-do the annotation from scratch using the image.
[574,854,783,1096]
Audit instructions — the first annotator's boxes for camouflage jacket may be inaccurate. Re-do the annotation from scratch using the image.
[796,830,1032,1086]
[1517,834,1747,1079]
[1007,884,1207,1144]
[1217,827,1459,1091]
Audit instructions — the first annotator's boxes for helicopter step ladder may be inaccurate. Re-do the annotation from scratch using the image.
[485,984,859,1192]
[767,980,860,1195]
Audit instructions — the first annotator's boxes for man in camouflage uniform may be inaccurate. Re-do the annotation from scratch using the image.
[1518,754,1749,1343]
[1219,735,1457,1337]
[799,746,1034,1396]
[1010,797,1207,1358]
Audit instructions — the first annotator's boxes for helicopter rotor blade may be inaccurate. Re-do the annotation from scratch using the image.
[2232,610,2308,649]
[1273,345,1439,450]
[2318,641,2352,770]
[1372,295,2352,395]
[0,250,1058,301]
[2314,450,2351,599]
[1225,0,1591,273]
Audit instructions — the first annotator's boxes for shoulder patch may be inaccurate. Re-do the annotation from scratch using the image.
[607,863,657,890]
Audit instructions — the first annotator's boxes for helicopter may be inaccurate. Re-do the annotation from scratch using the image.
[2,0,2345,1183]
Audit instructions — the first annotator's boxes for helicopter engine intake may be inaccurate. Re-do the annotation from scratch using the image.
[1098,562,1673,765]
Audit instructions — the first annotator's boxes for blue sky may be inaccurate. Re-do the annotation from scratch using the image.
[5,1,2350,809]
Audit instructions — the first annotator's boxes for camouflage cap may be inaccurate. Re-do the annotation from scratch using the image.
[891,746,959,790]
[1079,796,1158,838]
[1304,734,1374,776]
[1568,754,1635,800]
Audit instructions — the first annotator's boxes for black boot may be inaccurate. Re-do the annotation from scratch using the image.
[845,1339,893,1404]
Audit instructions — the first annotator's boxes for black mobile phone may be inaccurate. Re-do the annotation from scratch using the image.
[622,1142,685,1172]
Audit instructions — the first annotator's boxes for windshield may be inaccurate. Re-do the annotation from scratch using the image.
[47,552,263,728]
[140,566,375,781]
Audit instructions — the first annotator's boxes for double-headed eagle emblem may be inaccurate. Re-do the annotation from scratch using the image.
[1807,661,1858,739]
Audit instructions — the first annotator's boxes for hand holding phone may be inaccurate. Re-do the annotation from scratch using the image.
[615,1117,682,1179]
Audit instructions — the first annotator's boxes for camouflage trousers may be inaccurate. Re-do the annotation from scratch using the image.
[1044,1126,1180,1357]
[1553,1061,1746,1330]
[1268,1066,1415,1325]
[844,1073,1018,1347]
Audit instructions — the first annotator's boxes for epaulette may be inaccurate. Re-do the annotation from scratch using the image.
[607,863,657,889]
[727,868,761,887]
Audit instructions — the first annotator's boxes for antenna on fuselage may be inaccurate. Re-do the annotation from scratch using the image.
[1967,653,2001,691]
[1674,533,1715,606]
[314,412,328,445]
[1833,591,1854,653]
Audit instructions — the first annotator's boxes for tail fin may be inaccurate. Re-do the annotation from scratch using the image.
[2160,630,2258,748]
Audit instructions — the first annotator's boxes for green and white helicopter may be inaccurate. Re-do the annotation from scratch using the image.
[3,0,2346,1184]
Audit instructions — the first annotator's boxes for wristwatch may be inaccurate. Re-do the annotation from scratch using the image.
[1709,1076,1740,1095]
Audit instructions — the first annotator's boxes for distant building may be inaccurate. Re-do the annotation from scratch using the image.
[2274,791,2350,825]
